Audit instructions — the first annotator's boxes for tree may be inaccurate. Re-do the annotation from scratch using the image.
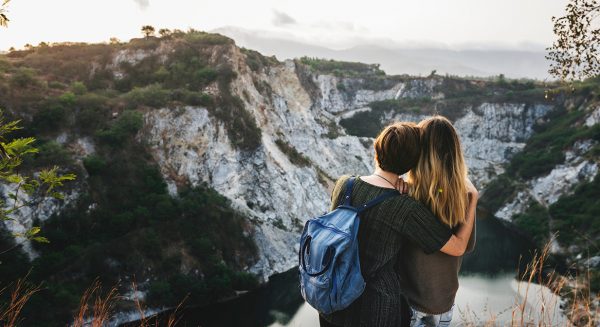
[109,37,120,45]
[0,0,10,28]
[0,111,76,255]
[547,0,600,81]
[141,25,155,38]
[158,28,172,38]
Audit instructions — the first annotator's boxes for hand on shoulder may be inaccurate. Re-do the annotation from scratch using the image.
[465,177,478,200]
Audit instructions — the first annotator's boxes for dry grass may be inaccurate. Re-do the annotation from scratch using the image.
[0,275,41,327]
[72,279,119,327]
[1,240,597,326]
[458,241,599,327]
[0,277,185,327]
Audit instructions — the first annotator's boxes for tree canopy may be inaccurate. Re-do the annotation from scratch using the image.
[547,0,600,81]
[0,0,10,27]
[141,25,155,38]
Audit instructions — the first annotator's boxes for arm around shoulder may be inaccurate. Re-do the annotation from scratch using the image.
[439,181,478,257]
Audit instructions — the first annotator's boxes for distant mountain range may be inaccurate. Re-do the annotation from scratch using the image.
[212,26,552,80]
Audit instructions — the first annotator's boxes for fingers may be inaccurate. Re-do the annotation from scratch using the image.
[394,178,404,192]
[396,177,409,194]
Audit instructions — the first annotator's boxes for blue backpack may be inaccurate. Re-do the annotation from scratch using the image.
[298,177,399,314]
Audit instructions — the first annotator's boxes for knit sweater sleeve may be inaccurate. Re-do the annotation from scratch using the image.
[402,200,453,254]
[329,175,352,211]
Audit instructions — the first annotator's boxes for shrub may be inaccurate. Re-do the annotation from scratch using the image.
[274,139,310,167]
[213,94,261,151]
[31,140,73,168]
[480,174,519,214]
[298,57,385,77]
[512,202,550,246]
[549,173,600,247]
[96,110,143,145]
[58,91,76,107]
[70,81,87,95]
[83,155,107,175]
[31,101,67,132]
[9,67,40,88]
[123,83,171,108]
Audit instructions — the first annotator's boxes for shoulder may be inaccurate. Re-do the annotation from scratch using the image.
[402,195,433,216]
[332,175,353,194]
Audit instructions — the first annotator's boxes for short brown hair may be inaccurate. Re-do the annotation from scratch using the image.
[373,122,421,175]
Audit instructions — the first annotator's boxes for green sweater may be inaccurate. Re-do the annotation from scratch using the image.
[320,176,453,327]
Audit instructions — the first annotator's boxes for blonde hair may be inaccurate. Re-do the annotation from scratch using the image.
[409,116,468,227]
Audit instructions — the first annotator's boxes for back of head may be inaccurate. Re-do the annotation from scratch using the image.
[373,122,421,176]
[409,116,468,227]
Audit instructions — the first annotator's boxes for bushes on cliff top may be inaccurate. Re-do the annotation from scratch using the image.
[299,56,385,78]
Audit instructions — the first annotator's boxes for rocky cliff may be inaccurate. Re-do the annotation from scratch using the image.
[0,32,598,324]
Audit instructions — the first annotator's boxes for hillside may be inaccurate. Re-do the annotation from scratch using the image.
[0,30,598,325]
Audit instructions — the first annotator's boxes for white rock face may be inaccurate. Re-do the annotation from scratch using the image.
[495,191,533,221]
[495,139,599,221]
[141,46,564,279]
[381,103,553,187]
[454,103,553,186]
[141,48,391,280]
[530,160,598,206]
[585,104,600,127]
[315,75,442,114]
[1,183,79,259]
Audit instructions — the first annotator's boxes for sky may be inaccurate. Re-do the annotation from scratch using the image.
[0,0,568,51]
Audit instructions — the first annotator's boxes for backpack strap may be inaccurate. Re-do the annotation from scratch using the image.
[342,177,356,206]
[356,190,399,214]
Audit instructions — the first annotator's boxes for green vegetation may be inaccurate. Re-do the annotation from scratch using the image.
[506,106,600,180]
[0,111,259,324]
[242,48,278,73]
[340,98,431,137]
[297,57,402,91]
[479,174,521,214]
[214,68,262,151]
[549,173,600,251]
[512,202,550,246]
[274,139,311,167]
[95,110,143,145]
[298,57,385,78]
[0,30,263,326]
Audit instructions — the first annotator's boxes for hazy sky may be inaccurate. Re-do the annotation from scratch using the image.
[0,0,568,51]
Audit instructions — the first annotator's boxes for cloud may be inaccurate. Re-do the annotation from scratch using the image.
[272,10,297,27]
[133,0,150,10]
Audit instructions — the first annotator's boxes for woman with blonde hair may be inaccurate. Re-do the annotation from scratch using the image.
[397,115,478,327]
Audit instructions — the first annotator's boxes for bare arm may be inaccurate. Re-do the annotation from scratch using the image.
[439,178,478,257]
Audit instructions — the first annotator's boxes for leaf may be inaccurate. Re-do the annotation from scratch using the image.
[49,191,64,200]
[26,226,41,237]
[4,173,22,184]
[32,237,49,244]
